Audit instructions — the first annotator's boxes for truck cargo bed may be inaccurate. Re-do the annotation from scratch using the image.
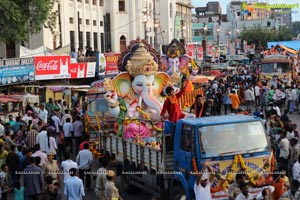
[99,132,174,172]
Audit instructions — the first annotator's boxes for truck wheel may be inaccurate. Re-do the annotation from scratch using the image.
[121,174,140,193]
[170,185,187,200]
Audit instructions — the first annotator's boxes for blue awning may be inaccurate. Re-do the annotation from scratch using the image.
[268,41,300,51]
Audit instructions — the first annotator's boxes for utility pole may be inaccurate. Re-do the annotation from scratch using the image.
[78,11,81,49]
[142,7,148,41]
[153,0,158,50]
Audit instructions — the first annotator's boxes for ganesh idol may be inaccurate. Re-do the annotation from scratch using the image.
[103,39,169,140]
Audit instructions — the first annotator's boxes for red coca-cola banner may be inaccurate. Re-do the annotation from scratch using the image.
[197,46,203,61]
[69,62,96,79]
[34,56,70,80]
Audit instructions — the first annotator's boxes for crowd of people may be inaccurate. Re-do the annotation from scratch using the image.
[0,96,122,200]
[1,59,300,199]
[173,66,300,199]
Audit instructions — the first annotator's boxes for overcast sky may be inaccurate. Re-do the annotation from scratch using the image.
[191,0,300,22]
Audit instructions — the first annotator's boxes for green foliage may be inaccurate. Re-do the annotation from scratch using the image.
[0,0,56,43]
[238,25,293,49]
[292,21,300,37]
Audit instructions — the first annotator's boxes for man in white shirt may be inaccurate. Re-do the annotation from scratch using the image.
[63,118,73,153]
[254,84,261,106]
[31,144,47,168]
[76,143,93,190]
[61,153,78,183]
[194,162,215,200]
[61,109,72,126]
[293,156,300,183]
[244,86,254,110]
[235,182,255,200]
[51,111,62,134]
[38,104,48,124]
[278,131,290,175]
[36,126,48,152]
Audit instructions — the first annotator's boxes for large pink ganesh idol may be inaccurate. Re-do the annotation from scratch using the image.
[104,39,169,139]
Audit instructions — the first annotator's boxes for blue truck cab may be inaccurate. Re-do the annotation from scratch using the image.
[171,114,271,200]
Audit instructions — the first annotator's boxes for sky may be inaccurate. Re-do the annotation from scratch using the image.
[191,0,300,22]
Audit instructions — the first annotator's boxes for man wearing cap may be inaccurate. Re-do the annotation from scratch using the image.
[22,110,33,124]
[104,170,122,200]
[194,161,215,200]
[64,168,86,200]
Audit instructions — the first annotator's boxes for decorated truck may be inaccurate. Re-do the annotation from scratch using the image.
[85,39,274,199]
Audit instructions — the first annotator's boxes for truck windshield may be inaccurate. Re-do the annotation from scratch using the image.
[199,121,268,157]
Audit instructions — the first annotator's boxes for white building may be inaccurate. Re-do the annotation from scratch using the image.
[0,0,193,58]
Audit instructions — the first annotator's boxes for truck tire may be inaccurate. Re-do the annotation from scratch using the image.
[170,185,187,200]
[121,173,141,193]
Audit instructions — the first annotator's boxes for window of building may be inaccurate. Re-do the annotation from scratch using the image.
[119,0,125,12]
[93,0,96,5]
[85,0,89,3]
[86,32,91,48]
[94,32,98,50]
[99,0,104,6]
[170,3,173,18]
[79,18,82,24]
[79,32,83,49]
[120,35,126,52]
[93,20,97,26]
[100,21,103,26]
[70,31,75,52]
[77,0,82,2]
[86,19,90,25]
[69,17,74,24]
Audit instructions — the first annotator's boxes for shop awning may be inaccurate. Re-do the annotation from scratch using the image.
[0,96,22,103]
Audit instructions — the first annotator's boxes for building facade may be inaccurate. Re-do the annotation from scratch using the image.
[0,0,193,58]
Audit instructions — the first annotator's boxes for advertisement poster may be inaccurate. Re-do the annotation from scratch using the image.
[69,62,96,79]
[207,45,213,57]
[196,46,203,61]
[34,56,70,80]
[98,53,106,75]
[105,53,120,75]
[0,57,35,85]
[186,43,195,58]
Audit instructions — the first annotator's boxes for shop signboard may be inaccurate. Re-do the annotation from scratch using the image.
[69,62,96,78]
[196,46,203,61]
[104,53,120,75]
[0,57,35,85]
[34,56,71,80]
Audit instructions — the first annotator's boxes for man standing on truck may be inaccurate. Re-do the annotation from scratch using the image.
[190,94,208,117]
[161,86,194,123]
[194,161,215,200]
[161,86,185,123]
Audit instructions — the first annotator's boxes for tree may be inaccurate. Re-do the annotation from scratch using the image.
[238,25,293,49]
[292,21,300,38]
[0,0,56,43]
